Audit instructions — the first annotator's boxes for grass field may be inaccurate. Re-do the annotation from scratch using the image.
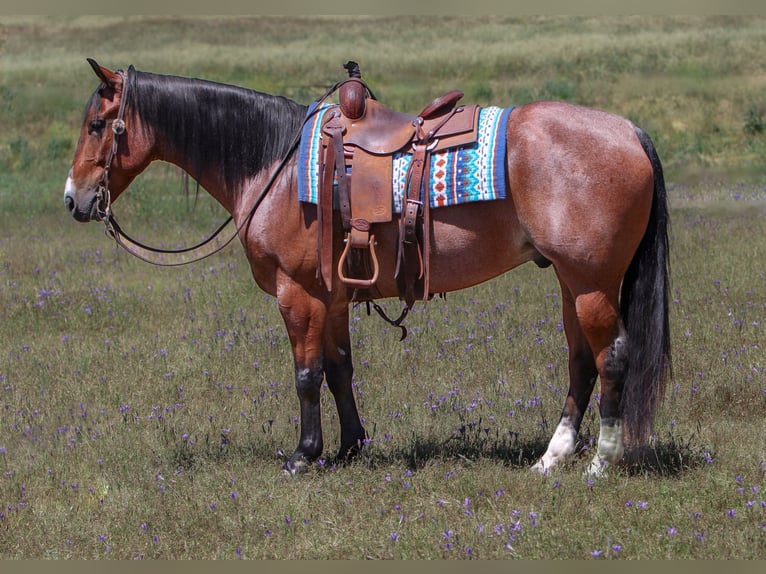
[1,15,765,559]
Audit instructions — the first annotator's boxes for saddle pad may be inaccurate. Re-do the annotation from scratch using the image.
[297,101,514,211]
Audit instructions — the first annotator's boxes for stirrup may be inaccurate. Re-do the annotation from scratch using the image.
[337,232,380,289]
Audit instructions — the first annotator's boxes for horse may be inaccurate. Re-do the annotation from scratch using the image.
[64,59,670,477]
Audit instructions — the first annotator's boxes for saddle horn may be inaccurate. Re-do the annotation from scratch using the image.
[339,61,367,120]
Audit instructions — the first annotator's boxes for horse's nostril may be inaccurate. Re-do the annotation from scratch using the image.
[65,195,75,212]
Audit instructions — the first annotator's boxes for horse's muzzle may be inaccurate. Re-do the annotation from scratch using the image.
[64,172,101,222]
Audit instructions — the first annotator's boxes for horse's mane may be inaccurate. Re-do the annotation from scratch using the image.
[123,69,308,191]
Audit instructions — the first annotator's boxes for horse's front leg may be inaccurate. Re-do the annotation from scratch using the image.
[323,305,366,463]
[277,280,328,474]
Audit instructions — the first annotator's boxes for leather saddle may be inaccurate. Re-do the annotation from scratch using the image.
[318,63,480,309]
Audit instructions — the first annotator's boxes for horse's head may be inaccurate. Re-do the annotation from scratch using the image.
[64,59,150,222]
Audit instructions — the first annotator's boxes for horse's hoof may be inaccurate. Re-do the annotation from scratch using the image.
[584,457,609,480]
[282,456,312,476]
[530,460,551,476]
[332,453,359,469]
[333,446,359,466]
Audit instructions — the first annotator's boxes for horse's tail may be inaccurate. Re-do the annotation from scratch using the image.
[619,126,672,446]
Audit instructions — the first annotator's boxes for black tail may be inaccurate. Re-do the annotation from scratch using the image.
[620,127,672,446]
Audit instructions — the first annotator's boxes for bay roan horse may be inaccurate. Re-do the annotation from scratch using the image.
[65,60,670,477]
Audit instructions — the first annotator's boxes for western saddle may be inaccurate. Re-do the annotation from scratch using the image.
[318,62,480,310]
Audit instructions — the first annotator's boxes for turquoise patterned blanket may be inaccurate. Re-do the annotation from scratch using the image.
[297,101,513,211]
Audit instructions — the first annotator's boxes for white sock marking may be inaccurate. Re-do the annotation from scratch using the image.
[532,418,576,473]
[586,420,624,478]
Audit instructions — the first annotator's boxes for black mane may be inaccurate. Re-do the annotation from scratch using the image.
[124,69,308,191]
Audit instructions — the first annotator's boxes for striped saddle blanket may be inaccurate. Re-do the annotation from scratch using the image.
[297,102,513,212]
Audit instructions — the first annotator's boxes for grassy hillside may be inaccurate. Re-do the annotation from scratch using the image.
[1,15,765,193]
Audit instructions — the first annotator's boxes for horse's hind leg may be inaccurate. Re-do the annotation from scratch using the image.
[323,305,366,462]
[572,287,628,477]
[532,275,598,474]
[533,279,628,477]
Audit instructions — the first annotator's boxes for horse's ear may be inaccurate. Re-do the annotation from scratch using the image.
[86,58,118,87]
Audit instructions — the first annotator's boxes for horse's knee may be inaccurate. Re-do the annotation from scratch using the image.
[295,365,323,399]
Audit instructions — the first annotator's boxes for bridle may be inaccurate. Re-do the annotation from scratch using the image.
[94,66,129,224]
[95,66,338,267]
[95,66,246,266]
[90,63,409,337]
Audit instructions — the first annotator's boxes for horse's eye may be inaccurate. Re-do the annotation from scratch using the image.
[89,118,106,134]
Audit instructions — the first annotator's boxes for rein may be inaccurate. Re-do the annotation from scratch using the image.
[98,68,341,267]
[95,64,412,338]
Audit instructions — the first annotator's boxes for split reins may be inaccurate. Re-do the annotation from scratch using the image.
[96,64,409,337]
[97,66,343,267]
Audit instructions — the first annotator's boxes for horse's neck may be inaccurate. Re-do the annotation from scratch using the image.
[137,74,305,215]
[155,141,236,213]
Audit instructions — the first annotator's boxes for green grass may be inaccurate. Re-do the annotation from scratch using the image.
[1,16,765,559]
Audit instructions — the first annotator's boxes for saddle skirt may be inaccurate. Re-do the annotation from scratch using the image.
[298,101,513,210]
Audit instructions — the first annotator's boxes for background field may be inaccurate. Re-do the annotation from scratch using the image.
[0,15,764,559]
